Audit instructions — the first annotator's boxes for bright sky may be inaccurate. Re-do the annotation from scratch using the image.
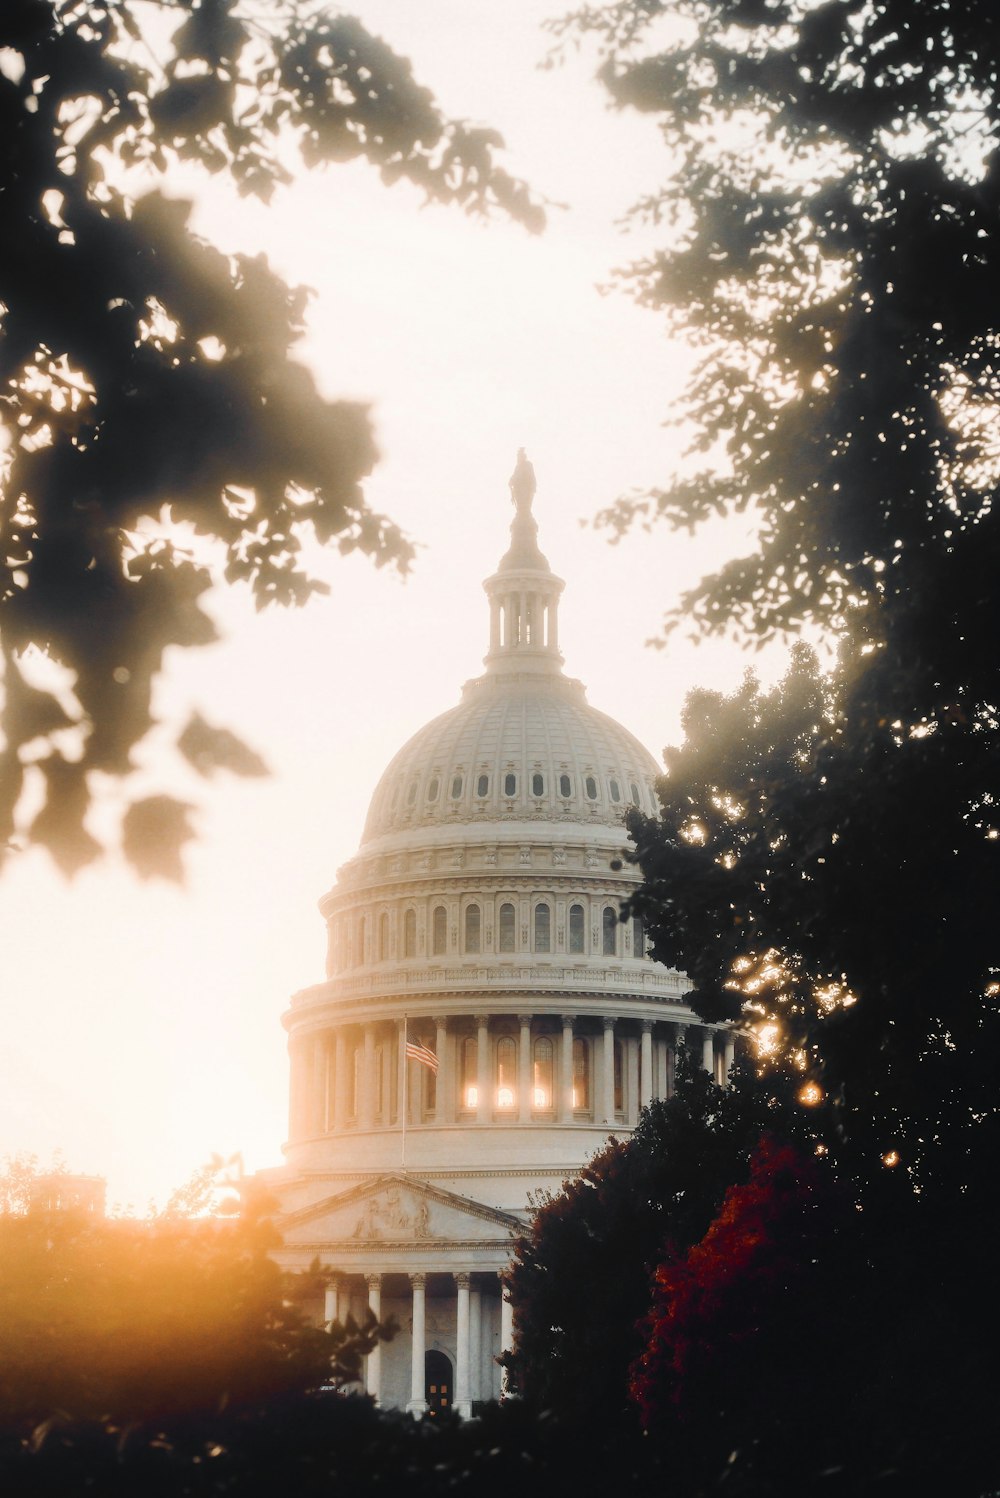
[0,2,782,1212]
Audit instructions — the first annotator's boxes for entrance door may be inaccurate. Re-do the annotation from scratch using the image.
[425,1349,453,1418]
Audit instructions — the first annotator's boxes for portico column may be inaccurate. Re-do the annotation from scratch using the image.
[334,1027,350,1129]
[366,1274,382,1402]
[476,1015,490,1124]
[324,1273,341,1327]
[499,1275,514,1398]
[640,1019,654,1109]
[455,1273,472,1418]
[518,1014,532,1122]
[407,1274,428,1415]
[601,1016,615,1124]
[702,1027,716,1080]
[560,1015,574,1121]
[434,1016,451,1124]
[724,1033,736,1083]
[361,1023,377,1126]
[470,1284,483,1402]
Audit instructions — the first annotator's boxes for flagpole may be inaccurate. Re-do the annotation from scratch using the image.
[401,1013,407,1172]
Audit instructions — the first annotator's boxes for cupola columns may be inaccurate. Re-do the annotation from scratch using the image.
[482,451,566,678]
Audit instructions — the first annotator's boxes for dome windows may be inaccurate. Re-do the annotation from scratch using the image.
[498,902,516,953]
[609,778,622,804]
[559,773,572,799]
[503,772,517,798]
[602,906,618,956]
[476,773,490,798]
[632,912,644,959]
[572,1037,590,1110]
[406,781,418,807]
[464,904,481,954]
[427,777,440,803]
[584,774,598,801]
[495,1036,516,1110]
[451,774,464,799]
[432,906,447,956]
[403,908,417,958]
[531,772,544,797]
[533,1037,554,1110]
[534,903,551,953]
[630,781,641,806]
[568,903,585,954]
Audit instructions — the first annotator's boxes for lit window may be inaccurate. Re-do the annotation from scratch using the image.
[432,906,447,956]
[427,777,439,802]
[572,1037,590,1110]
[569,904,585,954]
[464,904,481,954]
[602,907,617,956]
[533,1036,553,1109]
[403,908,416,958]
[559,773,572,799]
[504,772,517,798]
[585,775,598,800]
[534,903,551,953]
[461,1036,477,1109]
[496,1036,516,1109]
[451,774,463,799]
[499,902,516,953]
[531,772,544,797]
[609,778,621,803]
[476,773,489,798]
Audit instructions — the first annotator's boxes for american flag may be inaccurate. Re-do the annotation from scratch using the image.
[405,1035,439,1073]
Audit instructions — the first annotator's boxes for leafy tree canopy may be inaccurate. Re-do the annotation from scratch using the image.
[560,0,1000,1190]
[0,0,542,878]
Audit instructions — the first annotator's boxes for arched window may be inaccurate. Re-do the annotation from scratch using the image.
[476,773,489,798]
[559,773,572,799]
[427,776,440,802]
[533,1036,554,1110]
[378,912,389,961]
[602,906,617,956]
[614,1038,624,1114]
[451,774,463,799]
[460,1036,477,1110]
[355,917,366,967]
[503,772,517,798]
[531,772,544,797]
[495,1036,516,1110]
[609,778,622,803]
[572,1037,590,1110]
[569,904,585,954]
[464,904,481,954]
[629,782,641,806]
[403,908,417,958]
[432,905,447,956]
[534,903,551,953]
[631,913,644,959]
[584,774,598,801]
[499,902,516,953]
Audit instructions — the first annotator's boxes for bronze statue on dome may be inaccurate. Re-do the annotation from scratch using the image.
[509,448,536,513]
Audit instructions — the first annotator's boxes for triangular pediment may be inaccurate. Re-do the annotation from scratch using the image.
[277,1174,521,1248]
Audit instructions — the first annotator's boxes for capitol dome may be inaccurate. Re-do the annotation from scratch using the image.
[264,453,733,1418]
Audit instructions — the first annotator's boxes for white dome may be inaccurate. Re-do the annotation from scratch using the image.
[361,672,661,845]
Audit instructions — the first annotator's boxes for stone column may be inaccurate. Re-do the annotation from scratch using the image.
[397,1018,407,1124]
[489,597,500,653]
[334,1027,350,1129]
[361,1023,377,1127]
[434,1016,450,1124]
[640,1019,654,1109]
[470,1284,483,1403]
[560,1015,574,1121]
[601,1016,615,1124]
[724,1033,736,1083]
[499,1275,514,1399]
[407,1274,428,1415]
[455,1273,472,1419]
[702,1027,716,1079]
[366,1274,382,1402]
[518,1014,532,1122]
[324,1273,340,1327]
[476,1015,490,1124]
